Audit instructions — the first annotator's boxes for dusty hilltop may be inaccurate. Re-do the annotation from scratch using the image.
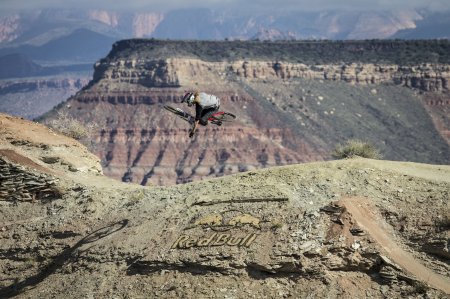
[0,112,449,298]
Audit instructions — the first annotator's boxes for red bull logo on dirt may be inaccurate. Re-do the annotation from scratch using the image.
[171,212,261,249]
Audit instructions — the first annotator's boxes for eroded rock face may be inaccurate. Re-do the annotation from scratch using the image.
[60,89,322,185]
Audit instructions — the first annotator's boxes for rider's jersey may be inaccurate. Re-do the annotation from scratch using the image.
[196,92,220,109]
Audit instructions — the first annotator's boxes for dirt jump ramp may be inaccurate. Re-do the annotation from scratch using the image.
[341,197,450,295]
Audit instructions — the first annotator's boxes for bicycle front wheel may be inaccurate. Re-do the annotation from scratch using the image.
[164,105,182,116]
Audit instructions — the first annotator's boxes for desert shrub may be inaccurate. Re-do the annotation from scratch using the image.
[332,139,382,159]
[49,111,96,140]
[124,189,146,207]
[411,280,429,295]
[436,210,450,231]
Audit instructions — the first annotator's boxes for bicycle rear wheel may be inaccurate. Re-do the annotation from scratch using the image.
[211,112,236,122]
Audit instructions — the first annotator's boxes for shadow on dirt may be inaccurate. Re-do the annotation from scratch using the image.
[0,219,129,298]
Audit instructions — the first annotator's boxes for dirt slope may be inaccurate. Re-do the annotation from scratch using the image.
[1,113,449,298]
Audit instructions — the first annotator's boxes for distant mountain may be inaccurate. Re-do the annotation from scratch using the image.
[32,28,117,62]
[0,28,118,64]
[1,9,449,49]
[149,9,432,40]
[0,8,448,75]
[392,12,450,39]
[0,52,92,79]
[0,53,43,78]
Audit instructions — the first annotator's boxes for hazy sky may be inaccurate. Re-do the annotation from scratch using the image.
[1,0,450,12]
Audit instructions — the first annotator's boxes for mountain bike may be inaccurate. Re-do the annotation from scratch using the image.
[163,105,236,126]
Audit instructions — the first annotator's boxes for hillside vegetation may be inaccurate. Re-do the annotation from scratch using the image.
[105,39,450,64]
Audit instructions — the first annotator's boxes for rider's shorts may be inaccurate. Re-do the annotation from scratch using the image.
[199,106,219,126]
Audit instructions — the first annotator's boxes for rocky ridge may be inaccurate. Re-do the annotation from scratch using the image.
[0,78,88,94]
[95,57,450,92]
[0,113,449,298]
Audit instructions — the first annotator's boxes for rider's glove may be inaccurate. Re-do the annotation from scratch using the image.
[189,125,195,138]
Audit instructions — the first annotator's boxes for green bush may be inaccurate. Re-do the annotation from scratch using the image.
[332,139,382,159]
[49,111,96,140]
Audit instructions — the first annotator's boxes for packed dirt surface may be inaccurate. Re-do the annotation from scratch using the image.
[341,197,450,294]
[1,113,449,298]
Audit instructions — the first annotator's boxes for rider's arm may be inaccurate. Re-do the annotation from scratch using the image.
[190,102,201,137]
[192,119,200,132]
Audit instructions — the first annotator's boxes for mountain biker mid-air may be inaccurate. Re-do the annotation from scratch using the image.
[182,91,221,138]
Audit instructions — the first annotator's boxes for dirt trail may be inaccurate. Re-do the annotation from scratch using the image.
[341,197,450,294]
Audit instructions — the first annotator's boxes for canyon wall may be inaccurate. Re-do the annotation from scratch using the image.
[43,41,450,185]
[64,85,323,185]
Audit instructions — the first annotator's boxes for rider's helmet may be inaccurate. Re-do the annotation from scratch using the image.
[182,92,195,107]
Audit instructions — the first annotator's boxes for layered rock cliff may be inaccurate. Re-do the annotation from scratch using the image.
[0,77,89,119]
[58,86,323,185]
[42,40,450,185]
[94,57,450,92]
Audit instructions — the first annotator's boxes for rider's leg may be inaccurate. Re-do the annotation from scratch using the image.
[199,107,216,126]
[200,107,220,126]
